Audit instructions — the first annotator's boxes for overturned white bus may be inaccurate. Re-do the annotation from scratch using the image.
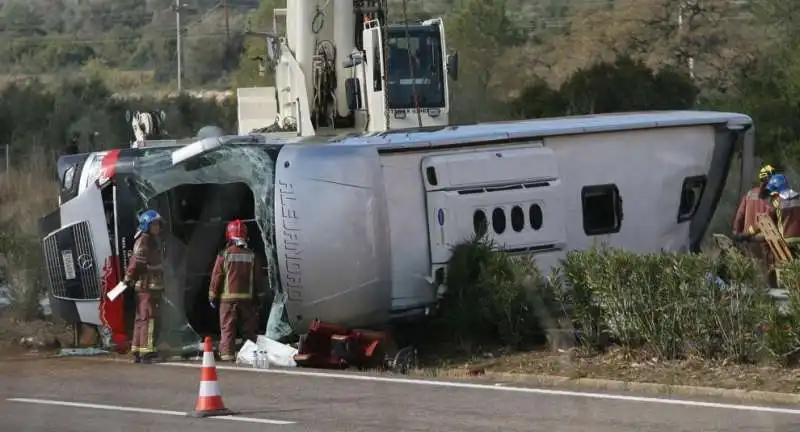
[39,111,755,353]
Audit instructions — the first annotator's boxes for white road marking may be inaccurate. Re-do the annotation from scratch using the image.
[164,362,800,415]
[6,398,295,425]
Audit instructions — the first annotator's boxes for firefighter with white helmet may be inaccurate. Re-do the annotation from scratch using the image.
[124,209,165,364]
[764,174,800,250]
[208,219,267,362]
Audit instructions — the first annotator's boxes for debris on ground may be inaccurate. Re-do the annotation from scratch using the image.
[236,336,298,368]
[18,335,61,352]
[432,346,800,394]
[294,320,391,370]
[57,347,110,357]
[0,315,72,357]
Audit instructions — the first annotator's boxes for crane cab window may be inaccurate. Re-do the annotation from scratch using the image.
[581,184,622,235]
[385,25,445,109]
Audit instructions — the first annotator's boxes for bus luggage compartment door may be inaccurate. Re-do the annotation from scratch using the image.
[421,144,566,264]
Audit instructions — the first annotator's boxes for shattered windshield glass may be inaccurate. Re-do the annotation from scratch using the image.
[130,144,290,353]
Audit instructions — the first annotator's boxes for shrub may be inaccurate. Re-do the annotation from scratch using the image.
[765,260,800,363]
[0,148,59,320]
[554,246,775,362]
[433,235,550,353]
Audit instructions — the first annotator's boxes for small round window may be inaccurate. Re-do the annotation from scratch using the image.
[473,210,488,236]
[529,204,543,230]
[492,207,506,234]
[511,205,524,232]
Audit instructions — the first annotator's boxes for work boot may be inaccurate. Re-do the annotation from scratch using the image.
[140,352,161,364]
[132,353,141,364]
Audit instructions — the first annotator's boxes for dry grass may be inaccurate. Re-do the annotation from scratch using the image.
[0,147,60,320]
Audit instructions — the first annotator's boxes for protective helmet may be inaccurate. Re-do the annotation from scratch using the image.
[226,219,247,242]
[196,125,224,139]
[759,164,776,181]
[138,209,163,233]
[766,173,790,195]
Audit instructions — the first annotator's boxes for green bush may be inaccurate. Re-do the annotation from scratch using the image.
[0,151,58,320]
[552,246,776,362]
[435,238,800,364]
[765,261,800,363]
[0,77,237,159]
[433,235,550,352]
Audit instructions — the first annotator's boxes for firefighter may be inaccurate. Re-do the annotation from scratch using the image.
[732,164,776,236]
[765,174,800,253]
[124,209,165,364]
[208,219,266,362]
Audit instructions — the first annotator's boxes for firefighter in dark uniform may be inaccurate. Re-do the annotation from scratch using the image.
[208,219,266,362]
[732,164,776,285]
[733,164,775,237]
[124,209,165,364]
[766,174,800,252]
[749,174,800,287]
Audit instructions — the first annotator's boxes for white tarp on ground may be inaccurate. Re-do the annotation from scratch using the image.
[236,335,298,368]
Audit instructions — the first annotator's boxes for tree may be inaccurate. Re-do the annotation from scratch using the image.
[528,0,760,93]
[445,0,523,122]
[510,57,698,119]
[233,0,286,88]
[508,78,565,119]
[184,10,230,86]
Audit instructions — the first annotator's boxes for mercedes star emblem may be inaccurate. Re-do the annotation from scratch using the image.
[77,254,93,270]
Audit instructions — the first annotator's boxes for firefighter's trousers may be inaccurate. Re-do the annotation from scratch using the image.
[131,290,161,355]
[219,300,257,361]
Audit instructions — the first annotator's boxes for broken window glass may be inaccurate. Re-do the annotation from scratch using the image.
[129,144,291,353]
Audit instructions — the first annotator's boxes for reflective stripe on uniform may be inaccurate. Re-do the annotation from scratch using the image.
[134,281,164,291]
[143,317,156,353]
[226,253,254,263]
[221,250,255,301]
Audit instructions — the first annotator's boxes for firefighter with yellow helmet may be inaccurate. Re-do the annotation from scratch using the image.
[733,164,775,236]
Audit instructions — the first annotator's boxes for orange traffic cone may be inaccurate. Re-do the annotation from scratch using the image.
[187,337,236,418]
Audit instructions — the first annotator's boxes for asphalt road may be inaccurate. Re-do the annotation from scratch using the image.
[0,357,799,431]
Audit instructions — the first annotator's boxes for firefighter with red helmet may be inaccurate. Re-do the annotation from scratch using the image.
[124,209,165,364]
[208,219,267,362]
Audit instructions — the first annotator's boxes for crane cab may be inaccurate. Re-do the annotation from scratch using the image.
[354,18,457,131]
[240,1,457,136]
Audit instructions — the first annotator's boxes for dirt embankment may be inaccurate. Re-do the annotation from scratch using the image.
[0,315,72,358]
